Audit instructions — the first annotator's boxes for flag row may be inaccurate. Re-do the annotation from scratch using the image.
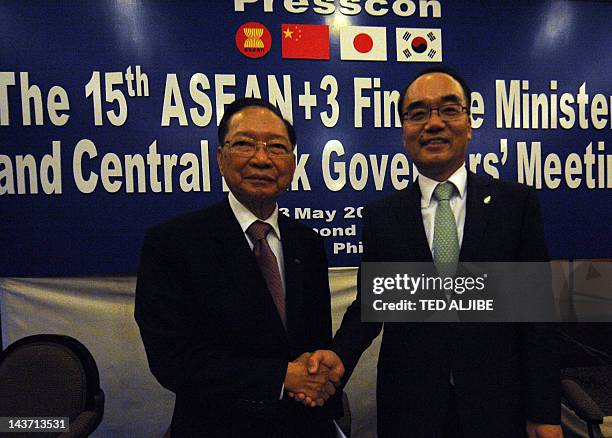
[236,22,442,62]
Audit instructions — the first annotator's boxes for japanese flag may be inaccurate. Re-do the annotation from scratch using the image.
[340,26,387,61]
[396,28,442,62]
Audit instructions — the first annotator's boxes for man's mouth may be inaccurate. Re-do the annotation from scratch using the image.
[420,137,449,147]
[245,174,275,182]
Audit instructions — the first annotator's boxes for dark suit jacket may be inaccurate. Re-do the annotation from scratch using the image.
[135,199,341,438]
[333,172,560,437]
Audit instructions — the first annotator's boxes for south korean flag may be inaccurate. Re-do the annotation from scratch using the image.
[396,28,442,62]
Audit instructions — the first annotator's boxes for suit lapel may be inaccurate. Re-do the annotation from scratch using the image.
[210,200,264,296]
[278,215,304,342]
[397,181,433,262]
[460,173,493,261]
[210,200,289,344]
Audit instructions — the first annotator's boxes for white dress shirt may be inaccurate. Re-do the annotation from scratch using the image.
[417,165,468,256]
[228,191,286,297]
[418,166,468,375]
[228,192,289,400]
[228,193,346,437]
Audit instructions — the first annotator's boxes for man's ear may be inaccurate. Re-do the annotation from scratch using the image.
[216,147,224,176]
[467,117,472,141]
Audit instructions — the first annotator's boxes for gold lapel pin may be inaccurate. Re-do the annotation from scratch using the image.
[483,195,491,204]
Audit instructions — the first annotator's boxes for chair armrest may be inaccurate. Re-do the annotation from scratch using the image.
[561,379,604,425]
[92,389,105,430]
[58,411,97,438]
[335,391,351,437]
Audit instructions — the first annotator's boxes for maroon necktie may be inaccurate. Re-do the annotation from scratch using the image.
[247,221,286,328]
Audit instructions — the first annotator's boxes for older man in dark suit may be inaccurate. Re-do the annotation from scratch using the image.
[135,98,341,437]
[306,67,562,438]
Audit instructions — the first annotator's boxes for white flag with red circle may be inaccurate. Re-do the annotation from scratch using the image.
[339,26,387,62]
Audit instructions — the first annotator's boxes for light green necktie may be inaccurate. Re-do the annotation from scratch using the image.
[433,182,459,274]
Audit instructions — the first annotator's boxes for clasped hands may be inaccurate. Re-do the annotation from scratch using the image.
[283,350,345,407]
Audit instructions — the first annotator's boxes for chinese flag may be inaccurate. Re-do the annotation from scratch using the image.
[282,24,330,60]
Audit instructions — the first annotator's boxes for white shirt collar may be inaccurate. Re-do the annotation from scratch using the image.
[228,191,281,240]
[418,165,467,208]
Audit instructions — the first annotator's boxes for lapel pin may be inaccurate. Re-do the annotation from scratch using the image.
[483,195,491,204]
[294,258,301,264]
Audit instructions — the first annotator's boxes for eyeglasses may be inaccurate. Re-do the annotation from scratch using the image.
[223,138,294,158]
[401,103,468,125]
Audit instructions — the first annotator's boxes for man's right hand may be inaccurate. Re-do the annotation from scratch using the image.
[287,350,345,407]
[284,352,333,407]
[307,350,345,385]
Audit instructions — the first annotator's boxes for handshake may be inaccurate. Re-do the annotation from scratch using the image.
[283,350,345,407]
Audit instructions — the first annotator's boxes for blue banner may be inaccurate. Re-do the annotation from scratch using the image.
[1,1,610,275]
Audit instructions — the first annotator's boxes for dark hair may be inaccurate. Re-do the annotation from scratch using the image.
[217,97,296,147]
[397,66,472,118]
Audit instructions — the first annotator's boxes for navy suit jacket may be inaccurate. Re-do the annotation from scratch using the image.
[135,199,341,437]
[333,172,560,437]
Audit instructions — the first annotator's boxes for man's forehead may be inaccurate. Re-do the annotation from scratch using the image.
[229,106,281,122]
[227,107,288,135]
[404,73,464,106]
[231,128,289,139]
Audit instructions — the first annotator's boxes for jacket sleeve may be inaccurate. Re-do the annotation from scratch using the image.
[517,188,561,424]
[332,206,384,382]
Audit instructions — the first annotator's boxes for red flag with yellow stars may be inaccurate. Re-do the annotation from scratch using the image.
[281,24,330,60]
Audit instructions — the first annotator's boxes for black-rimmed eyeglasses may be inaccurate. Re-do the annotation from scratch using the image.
[401,103,468,124]
[223,139,294,158]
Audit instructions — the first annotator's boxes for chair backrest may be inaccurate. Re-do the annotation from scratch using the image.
[560,323,612,368]
[0,334,102,420]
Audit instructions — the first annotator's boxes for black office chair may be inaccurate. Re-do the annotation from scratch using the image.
[0,334,105,437]
[560,324,612,438]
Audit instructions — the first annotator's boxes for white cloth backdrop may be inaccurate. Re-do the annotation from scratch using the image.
[0,268,380,437]
[2,261,604,437]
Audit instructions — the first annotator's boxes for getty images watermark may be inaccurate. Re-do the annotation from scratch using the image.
[371,271,490,311]
[361,262,566,322]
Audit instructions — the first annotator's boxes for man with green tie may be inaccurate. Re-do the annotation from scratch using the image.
[306,66,562,438]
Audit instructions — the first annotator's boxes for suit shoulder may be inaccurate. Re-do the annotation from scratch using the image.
[470,172,535,201]
[363,190,411,220]
[366,190,407,211]
[145,202,225,241]
[279,213,322,243]
[483,173,530,192]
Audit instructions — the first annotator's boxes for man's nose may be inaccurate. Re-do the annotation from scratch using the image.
[424,110,446,130]
[249,145,273,165]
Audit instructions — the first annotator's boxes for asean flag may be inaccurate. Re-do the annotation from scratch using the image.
[282,24,330,60]
[339,26,387,61]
